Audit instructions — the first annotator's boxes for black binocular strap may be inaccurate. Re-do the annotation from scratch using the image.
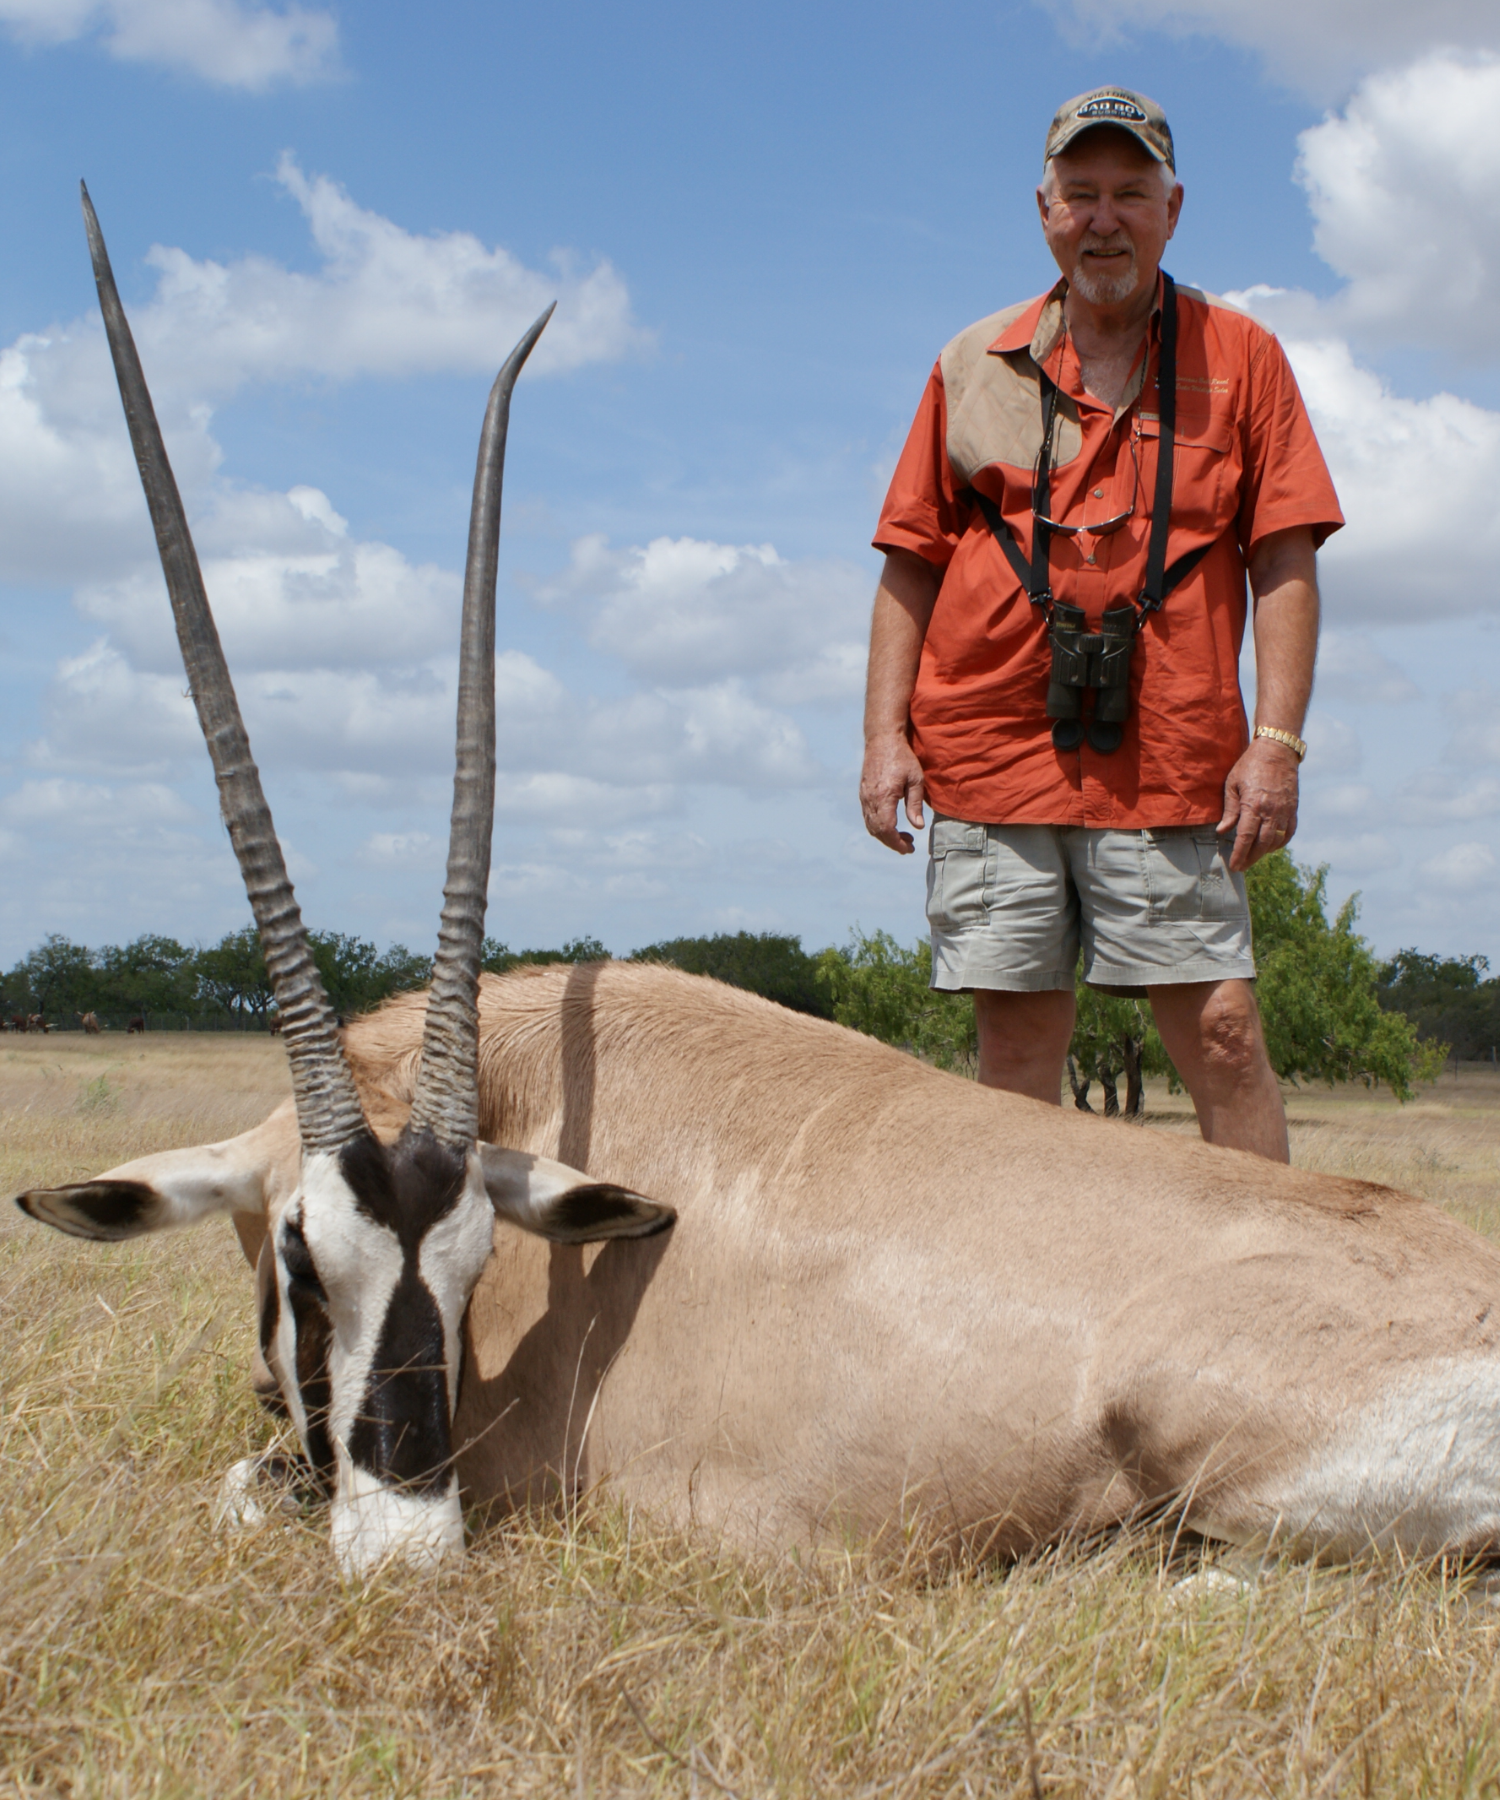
[965,272,1214,615]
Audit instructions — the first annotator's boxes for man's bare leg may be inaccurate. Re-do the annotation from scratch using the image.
[973,989,1076,1104]
[1148,979,1289,1162]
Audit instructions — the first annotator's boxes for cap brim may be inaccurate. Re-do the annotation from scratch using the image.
[1048,120,1170,166]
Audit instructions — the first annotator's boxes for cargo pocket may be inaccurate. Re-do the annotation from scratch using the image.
[1142,827,1246,924]
[926,818,990,932]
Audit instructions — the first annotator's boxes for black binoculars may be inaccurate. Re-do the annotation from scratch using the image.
[1045,602,1137,754]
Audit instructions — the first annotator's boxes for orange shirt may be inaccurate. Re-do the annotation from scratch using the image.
[874,278,1343,827]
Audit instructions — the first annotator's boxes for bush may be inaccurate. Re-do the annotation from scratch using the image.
[1247,854,1444,1098]
[814,930,976,1071]
[1066,988,1172,1119]
[631,931,832,1018]
[482,936,608,973]
[1377,950,1500,1063]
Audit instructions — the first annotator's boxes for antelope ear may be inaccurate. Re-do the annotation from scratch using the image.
[14,1123,282,1242]
[16,1179,165,1241]
[479,1144,675,1244]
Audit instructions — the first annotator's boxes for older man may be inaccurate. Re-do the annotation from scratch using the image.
[860,87,1342,1161]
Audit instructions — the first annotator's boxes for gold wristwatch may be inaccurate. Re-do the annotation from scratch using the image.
[1254,725,1307,762]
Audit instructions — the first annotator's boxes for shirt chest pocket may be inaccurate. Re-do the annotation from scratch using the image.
[1137,409,1237,538]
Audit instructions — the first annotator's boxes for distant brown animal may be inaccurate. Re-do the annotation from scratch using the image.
[125,1016,145,1035]
[78,1012,101,1035]
[26,1015,48,1034]
[268,1012,284,1035]
[6,1017,23,1033]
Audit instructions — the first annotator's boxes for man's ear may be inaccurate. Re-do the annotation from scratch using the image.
[479,1145,676,1245]
[15,1133,275,1242]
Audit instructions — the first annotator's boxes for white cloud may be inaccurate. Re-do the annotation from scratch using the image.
[1296,830,1401,873]
[0,161,646,588]
[534,532,869,703]
[77,489,461,674]
[1315,633,1420,704]
[1422,841,1498,888]
[1295,55,1500,352]
[1303,713,1362,774]
[1246,335,1500,622]
[1306,782,1376,821]
[1038,0,1498,95]
[493,775,676,824]
[360,831,438,868]
[143,156,647,392]
[1443,687,1500,763]
[1392,769,1500,823]
[0,0,337,89]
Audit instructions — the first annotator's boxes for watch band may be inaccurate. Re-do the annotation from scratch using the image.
[1254,725,1307,762]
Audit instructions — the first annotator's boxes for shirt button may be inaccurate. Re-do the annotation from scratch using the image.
[1093,488,1104,499]
[1086,550,1097,565]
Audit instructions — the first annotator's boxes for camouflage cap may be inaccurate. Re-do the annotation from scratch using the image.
[1044,87,1175,173]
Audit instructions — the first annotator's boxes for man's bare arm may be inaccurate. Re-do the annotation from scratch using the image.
[1219,525,1319,872]
[860,549,942,854]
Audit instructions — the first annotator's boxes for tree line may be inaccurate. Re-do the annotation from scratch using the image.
[3,855,1488,1109]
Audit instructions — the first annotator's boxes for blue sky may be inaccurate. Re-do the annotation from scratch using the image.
[0,0,1497,967]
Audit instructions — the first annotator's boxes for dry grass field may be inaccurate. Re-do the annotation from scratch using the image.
[4,1030,1500,1797]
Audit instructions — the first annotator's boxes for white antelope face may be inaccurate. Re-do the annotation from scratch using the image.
[15,185,614,1572]
[270,1137,496,1568]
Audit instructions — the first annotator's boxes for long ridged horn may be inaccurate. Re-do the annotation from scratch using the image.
[82,181,368,1155]
[406,306,553,1153]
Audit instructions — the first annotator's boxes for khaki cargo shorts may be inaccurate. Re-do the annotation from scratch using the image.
[926,817,1255,997]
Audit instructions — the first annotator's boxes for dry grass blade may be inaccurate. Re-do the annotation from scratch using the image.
[620,1686,743,1798]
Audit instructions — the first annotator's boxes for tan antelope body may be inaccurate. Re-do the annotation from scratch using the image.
[391,965,1500,1560]
[67,958,1499,1564]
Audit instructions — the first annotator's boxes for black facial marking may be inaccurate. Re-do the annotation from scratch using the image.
[280,1215,326,1300]
[538,1183,677,1245]
[341,1128,466,1244]
[346,1258,452,1491]
[289,1275,335,1488]
[337,1128,469,1493]
[16,1179,157,1241]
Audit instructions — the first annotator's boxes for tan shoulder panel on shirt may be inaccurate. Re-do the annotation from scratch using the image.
[939,301,1082,487]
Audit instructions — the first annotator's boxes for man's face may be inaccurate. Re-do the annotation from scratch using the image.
[1037,128,1183,310]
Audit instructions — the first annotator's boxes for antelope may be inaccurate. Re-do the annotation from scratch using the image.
[18,189,1500,1580]
[78,1012,102,1035]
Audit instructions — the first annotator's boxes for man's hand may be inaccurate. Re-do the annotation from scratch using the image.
[1218,736,1299,872]
[861,731,926,853]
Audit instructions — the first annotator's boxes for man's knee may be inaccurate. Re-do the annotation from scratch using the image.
[1194,984,1267,1083]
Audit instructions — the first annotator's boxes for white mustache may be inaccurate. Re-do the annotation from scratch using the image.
[1079,236,1134,256]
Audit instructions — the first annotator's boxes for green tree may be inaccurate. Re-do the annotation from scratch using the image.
[307,931,381,1019]
[1246,853,1444,1097]
[1377,950,1500,1062]
[482,935,608,973]
[96,935,195,1019]
[815,930,977,1072]
[630,931,833,1018]
[1066,987,1171,1119]
[193,927,272,1024]
[371,943,431,999]
[12,935,95,1021]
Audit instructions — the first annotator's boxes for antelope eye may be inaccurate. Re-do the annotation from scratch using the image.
[280,1220,325,1297]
